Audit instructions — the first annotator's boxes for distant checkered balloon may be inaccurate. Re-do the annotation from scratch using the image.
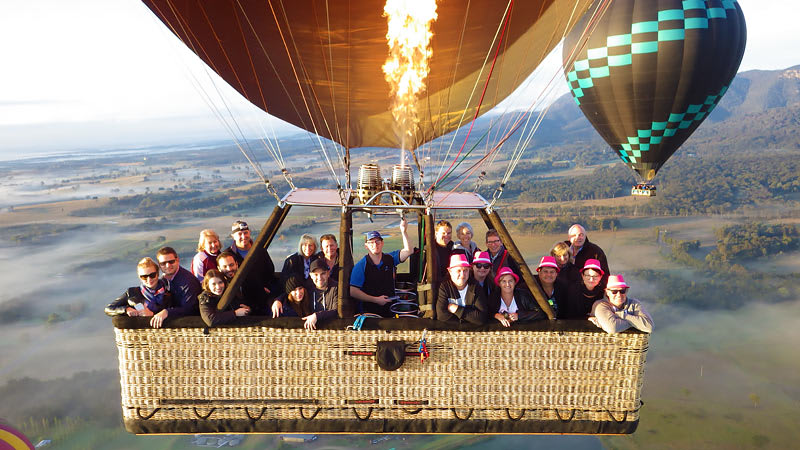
[564,0,746,181]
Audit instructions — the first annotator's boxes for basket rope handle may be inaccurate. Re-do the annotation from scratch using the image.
[451,408,474,420]
[554,409,576,422]
[135,407,160,420]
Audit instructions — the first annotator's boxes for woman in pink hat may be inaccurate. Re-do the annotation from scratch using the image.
[564,259,606,319]
[589,275,653,333]
[436,254,488,325]
[488,267,545,327]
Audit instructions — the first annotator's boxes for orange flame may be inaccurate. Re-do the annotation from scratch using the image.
[382,0,438,152]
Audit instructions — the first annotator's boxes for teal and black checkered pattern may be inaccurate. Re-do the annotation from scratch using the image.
[566,0,739,105]
[617,86,727,163]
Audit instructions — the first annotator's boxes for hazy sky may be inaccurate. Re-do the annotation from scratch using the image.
[0,0,795,155]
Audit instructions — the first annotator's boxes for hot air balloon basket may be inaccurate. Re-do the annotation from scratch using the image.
[113,320,648,434]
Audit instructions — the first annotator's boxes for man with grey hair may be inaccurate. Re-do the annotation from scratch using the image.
[564,224,609,286]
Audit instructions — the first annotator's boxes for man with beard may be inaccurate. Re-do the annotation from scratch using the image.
[150,247,201,328]
[216,250,269,315]
[226,220,279,299]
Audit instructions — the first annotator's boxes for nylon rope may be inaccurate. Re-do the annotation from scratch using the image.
[430,0,515,193]
[266,0,343,191]
[493,0,612,205]
[432,0,513,188]
[157,0,283,196]
[278,0,347,178]
[437,0,611,205]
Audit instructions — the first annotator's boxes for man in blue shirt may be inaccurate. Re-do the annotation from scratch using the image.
[349,218,412,317]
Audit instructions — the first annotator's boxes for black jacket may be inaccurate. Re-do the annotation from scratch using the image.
[436,278,488,325]
[280,252,320,291]
[227,244,278,299]
[105,287,173,316]
[199,290,237,326]
[488,287,546,323]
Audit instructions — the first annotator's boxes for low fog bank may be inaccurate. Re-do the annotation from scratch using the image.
[602,298,800,449]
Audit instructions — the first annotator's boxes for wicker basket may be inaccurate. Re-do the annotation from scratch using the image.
[114,318,648,434]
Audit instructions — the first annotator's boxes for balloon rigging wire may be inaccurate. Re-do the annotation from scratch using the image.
[437,0,611,203]
[430,0,515,194]
[266,0,343,193]
[432,0,513,187]
[276,0,348,180]
[156,0,283,194]
[496,0,612,195]
[427,0,472,177]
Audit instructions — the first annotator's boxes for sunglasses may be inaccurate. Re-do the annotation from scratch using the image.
[139,272,158,280]
[158,259,177,266]
[607,288,628,295]
[474,263,491,269]
[486,240,501,245]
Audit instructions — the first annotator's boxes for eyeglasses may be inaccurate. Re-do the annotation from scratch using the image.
[607,288,628,295]
[158,259,176,266]
[474,263,491,269]
[582,273,601,279]
[139,272,158,280]
[486,239,501,245]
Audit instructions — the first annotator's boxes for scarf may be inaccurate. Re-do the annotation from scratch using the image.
[140,280,167,311]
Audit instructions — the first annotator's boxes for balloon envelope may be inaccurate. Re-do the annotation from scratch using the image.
[563,0,746,180]
[143,0,594,150]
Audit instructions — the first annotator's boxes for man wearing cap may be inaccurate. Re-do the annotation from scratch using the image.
[471,251,494,299]
[302,258,339,330]
[226,220,279,301]
[349,218,413,317]
[564,224,609,286]
[436,254,488,325]
[590,275,653,333]
[533,256,567,318]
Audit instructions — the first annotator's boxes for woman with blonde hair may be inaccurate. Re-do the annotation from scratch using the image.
[550,240,573,284]
[105,258,172,322]
[192,229,221,282]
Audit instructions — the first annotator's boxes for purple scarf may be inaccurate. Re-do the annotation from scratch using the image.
[140,280,167,311]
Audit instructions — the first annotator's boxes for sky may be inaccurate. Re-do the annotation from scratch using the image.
[0,0,796,157]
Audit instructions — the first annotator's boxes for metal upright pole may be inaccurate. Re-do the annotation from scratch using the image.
[420,211,438,319]
[218,203,291,311]
[338,208,354,318]
[480,208,555,320]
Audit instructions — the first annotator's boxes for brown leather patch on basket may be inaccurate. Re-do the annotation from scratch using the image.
[376,340,406,371]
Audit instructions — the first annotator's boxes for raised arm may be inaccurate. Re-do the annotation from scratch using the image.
[398,217,413,262]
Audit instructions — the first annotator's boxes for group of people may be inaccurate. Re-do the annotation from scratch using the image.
[106,220,340,330]
[430,221,653,333]
[106,218,652,334]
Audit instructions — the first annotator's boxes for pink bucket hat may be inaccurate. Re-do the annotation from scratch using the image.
[494,266,519,285]
[537,256,560,272]
[472,251,491,265]
[580,258,604,275]
[447,253,471,269]
[606,274,629,290]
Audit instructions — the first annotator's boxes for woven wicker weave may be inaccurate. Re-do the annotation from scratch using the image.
[115,324,648,433]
